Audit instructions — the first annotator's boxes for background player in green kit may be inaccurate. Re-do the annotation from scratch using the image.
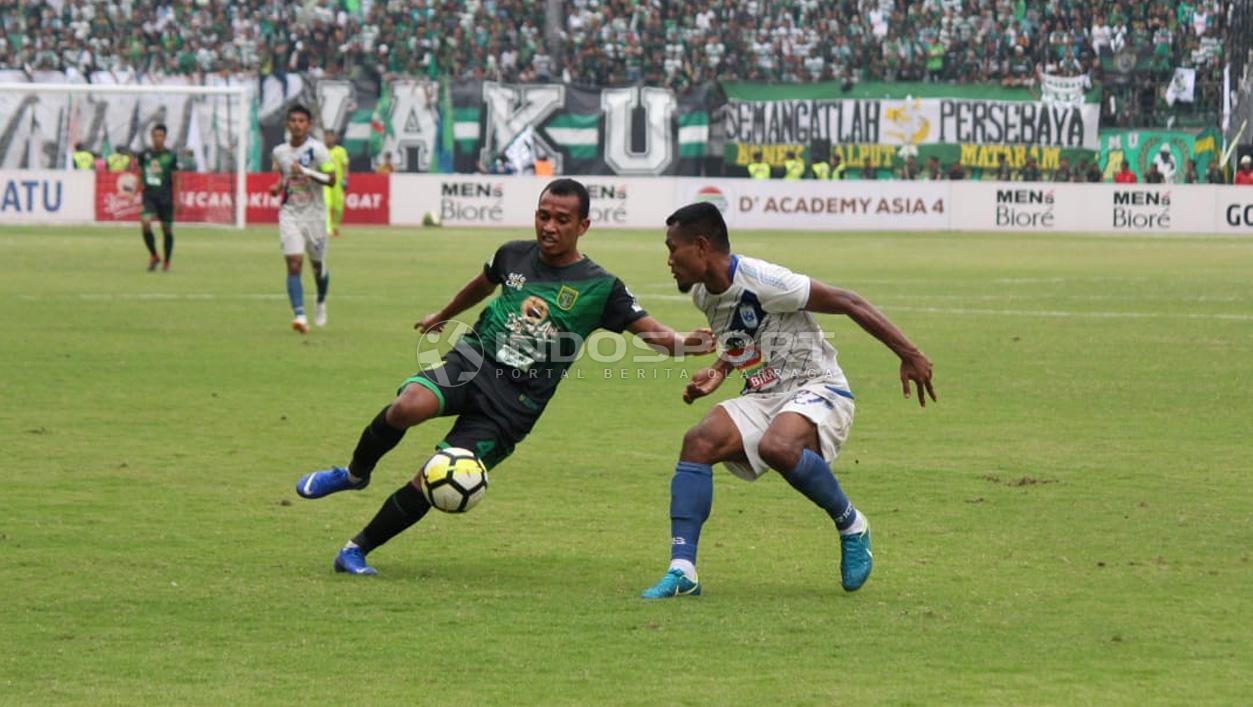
[294,178,717,576]
[138,124,178,272]
[323,131,349,238]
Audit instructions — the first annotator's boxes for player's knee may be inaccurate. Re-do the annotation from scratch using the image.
[757,433,801,472]
[680,426,720,464]
[388,388,436,428]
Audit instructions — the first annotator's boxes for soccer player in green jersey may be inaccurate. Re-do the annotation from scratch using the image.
[323,131,349,238]
[295,179,717,576]
[138,124,179,271]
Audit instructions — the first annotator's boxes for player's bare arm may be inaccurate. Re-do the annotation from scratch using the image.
[682,357,734,404]
[269,160,285,197]
[625,316,716,356]
[804,279,937,407]
[414,271,497,333]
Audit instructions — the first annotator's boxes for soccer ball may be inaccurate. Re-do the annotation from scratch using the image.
[422,210,443,227]
[418,447,488,513]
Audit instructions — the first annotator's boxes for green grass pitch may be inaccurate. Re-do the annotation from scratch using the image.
[1,224,1250,704]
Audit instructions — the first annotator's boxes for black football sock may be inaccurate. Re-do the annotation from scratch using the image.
[162,227,174,262]
[348,406,407,479]
[353,481,430,553]
[142,227,157,257]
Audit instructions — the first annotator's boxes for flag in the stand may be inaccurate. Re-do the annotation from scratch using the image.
[368,84,393,164]
[432,80,455,174]
[503,125,536,172]
[248,94,262,172]
[1165,67,1196,105]
[678,111,709,159]
[101,124,113,163]
[210,103,222,172]
[185,99,208,174]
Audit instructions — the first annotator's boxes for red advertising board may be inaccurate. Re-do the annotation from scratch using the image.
[176,172,234,223]
[95,171,389,225]
[95,170,143,221]
[247,172,390,225]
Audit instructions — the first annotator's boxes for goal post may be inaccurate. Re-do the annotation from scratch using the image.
[0,81,250,229]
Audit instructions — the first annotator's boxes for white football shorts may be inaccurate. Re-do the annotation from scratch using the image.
[279,210,328,261]
[717,379,855,481]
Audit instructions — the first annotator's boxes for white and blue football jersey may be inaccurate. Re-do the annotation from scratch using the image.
[691,255,849,396]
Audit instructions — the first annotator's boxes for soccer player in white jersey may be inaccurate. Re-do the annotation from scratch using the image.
[270,105,336,334]
[640,202,936,599]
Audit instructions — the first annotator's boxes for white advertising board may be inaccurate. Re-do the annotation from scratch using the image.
[675,178,951,231]
[0,170,95,224]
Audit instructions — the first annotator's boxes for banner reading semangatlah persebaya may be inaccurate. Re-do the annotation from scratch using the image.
[721,81,1101,165]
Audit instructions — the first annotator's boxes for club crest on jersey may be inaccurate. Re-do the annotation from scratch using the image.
[505,272,527,290]
[299,150,312,166]
[556,285,579,311]
[738,303,759,329]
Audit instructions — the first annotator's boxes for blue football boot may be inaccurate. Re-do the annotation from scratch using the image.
[640,568,702,599]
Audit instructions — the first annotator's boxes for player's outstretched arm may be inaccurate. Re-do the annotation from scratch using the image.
[805,279,937,407]
[626,316,716,357]
[415,271,497,333]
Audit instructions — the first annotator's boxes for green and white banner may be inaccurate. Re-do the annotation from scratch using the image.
[1098,128,1220,181]
[721,81,1101,172]
[276,78,711,175]
[447,81,710,175]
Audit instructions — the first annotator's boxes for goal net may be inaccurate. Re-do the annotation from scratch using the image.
[0,78,250,228]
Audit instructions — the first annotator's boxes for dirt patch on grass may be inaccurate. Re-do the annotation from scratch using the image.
[981,473,1059,486]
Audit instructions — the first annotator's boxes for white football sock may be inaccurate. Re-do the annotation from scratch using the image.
[839,510,867,536]
[668,559,697,581]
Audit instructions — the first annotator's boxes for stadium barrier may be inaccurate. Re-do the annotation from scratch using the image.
[390,174,1253,235]
[88,171,390,225]
[3,169,1252,235]
[0,170,95,224]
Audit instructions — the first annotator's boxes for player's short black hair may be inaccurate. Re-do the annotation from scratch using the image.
[666,202,730,253]
[151,123,167,134]
[540,178,589,220]
[287,104,312,120]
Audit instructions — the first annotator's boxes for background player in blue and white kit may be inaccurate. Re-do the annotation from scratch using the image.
[269,105,335,334]
[640,202,936,599]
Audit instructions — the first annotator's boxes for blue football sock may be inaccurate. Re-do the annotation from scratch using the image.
[785,448,857,531]
[669,461,713,564]
[315,268,329,303]
[286,273,305,316]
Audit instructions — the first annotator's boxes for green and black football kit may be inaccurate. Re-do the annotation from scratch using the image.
[138,148,178,224]
[401,240,647,468]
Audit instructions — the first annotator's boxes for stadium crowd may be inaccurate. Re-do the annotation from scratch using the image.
[1,1,1227,115]
[565,0,1224,87]
[0,0,549,83]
